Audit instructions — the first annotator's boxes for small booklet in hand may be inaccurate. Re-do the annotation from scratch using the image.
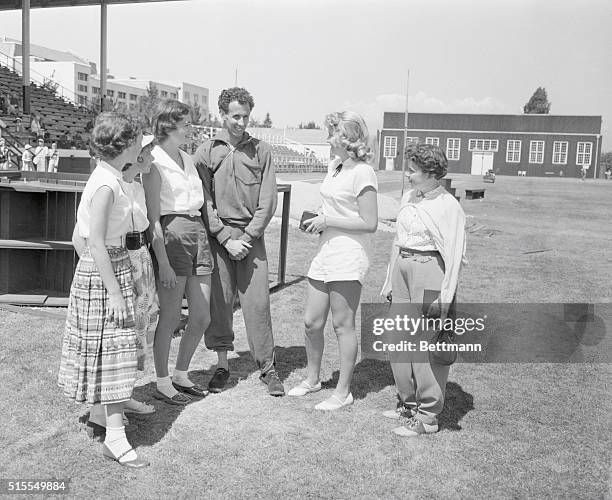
[299,210,319,232]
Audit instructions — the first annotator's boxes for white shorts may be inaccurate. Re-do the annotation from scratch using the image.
[307,235,370,284]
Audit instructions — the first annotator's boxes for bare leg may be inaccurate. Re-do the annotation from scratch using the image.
[303,278,330,386]
[328,281,362,399]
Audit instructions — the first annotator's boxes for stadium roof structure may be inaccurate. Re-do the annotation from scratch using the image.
[0,0,182,10]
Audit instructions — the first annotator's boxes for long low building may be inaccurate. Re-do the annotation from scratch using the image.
[379,112,603,178]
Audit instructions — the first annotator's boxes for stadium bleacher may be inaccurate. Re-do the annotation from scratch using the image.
[0,63,93,164]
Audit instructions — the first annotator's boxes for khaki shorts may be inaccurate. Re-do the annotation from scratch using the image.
[153,214,213,277]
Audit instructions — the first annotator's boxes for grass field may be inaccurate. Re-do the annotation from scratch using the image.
[0,174,611,498]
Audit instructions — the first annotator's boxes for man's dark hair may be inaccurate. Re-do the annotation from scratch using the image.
[218,87,255,114]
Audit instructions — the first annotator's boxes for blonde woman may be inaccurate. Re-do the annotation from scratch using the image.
[288,111,378,410]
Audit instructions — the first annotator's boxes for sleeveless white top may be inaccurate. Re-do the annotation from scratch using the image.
[77,161,132,240]
[152,145,204,217]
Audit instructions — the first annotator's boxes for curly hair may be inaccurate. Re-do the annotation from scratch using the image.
[152,99,191,142]
[404,142,448,179]
[89,112,142,160]
[325,111,373,163]
[218,87,255,113]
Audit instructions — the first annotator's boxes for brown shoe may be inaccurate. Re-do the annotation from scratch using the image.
[260,369,285,396]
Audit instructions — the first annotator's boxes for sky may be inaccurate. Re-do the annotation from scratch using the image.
[1,0,611,148]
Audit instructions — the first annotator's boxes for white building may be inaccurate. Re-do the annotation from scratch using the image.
[0,36,209,119]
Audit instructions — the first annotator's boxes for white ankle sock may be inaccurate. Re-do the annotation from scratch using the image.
[157,376,178,398]
[172,369,194,387]
[105,426,137,463]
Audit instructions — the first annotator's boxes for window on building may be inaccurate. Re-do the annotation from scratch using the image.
[129,94,138,101]
[160,90,168,97]
[194,94,199,103]
[170,93,177,99]
[576,142,593,166]
[405,136,418,144]
[77,84,88,93]
[118,91,126,99]
[446,138,461,160]
[92,87,99,95]
[107,89,114,97]
[529,141,545,164]
[552,141,568,165]
[77,72,88,82]
[425,137,440,146]
[202,95,208,104]
[184,91,190,101]
[506,140,521,163]
[77,95,88,105]
[469,139,499,152]
[383,136,398,158]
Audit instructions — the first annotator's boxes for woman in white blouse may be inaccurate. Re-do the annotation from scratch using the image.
[288,111,378,410]
[59,112,149,467]
[380,142,466,438]
[143,99,212,405]
[72,134,159,421]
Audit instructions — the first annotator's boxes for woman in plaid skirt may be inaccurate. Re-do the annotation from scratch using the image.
[58,112,149,468]
[71,134,159,420]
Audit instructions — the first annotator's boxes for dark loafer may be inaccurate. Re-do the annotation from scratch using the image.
[153,390,192,406]
[208,368,230,393]
[172,382,209,398]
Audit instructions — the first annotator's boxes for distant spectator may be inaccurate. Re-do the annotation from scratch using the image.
[9,93,19,115]
[580,165,587,181]
[0,117,6,138]
[0,139,12,170]
[32,138,49,172]
[14,117,24,134]
[30,114,42,139]
[73,131,84,149]
[48,142,60,173]
[58,130,69,149]
[0,95,8,115]
[605,166,611,180]
[22,144,34,171]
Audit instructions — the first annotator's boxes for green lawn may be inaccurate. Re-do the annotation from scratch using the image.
[0,174,610,498]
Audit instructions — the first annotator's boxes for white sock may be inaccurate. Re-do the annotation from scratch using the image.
[105,426,137,463]
[172,369,194,387]
[157,376,179,398]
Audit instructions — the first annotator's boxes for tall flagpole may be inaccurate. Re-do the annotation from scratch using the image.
[400,69,410,198]
[235,68,238,86]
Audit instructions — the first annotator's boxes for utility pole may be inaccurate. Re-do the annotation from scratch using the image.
[234,68,238,86]
[400,69,410,198]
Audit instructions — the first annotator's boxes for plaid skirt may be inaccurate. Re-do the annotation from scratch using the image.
[58,247,138,404]
[128,246,158,371]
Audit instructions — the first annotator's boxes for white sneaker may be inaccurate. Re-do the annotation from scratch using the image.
[314,393,354,411]
[393,417,438,437]
[288,380,322,396]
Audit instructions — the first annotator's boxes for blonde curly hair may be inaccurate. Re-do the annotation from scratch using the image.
[325,111,373,163]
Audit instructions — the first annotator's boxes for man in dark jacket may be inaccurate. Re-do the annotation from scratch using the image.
[193,87,284,396]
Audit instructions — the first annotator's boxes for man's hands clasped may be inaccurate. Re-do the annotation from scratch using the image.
[225,239,252,260]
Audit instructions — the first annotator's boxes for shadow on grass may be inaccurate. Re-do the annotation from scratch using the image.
[324,362,474,432]
[438,381,474,431]
[187,345,309,390]
[323,358,395,399]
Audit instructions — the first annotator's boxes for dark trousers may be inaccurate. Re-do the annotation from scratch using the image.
[204,228,275,373]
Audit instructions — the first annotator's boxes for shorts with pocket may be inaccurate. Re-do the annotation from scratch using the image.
[154,214,213,277]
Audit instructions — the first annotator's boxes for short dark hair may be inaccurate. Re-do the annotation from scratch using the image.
[89,112,142,160]
[404,143,448,179]
[218,87,254,114]
[152,99,191,141]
